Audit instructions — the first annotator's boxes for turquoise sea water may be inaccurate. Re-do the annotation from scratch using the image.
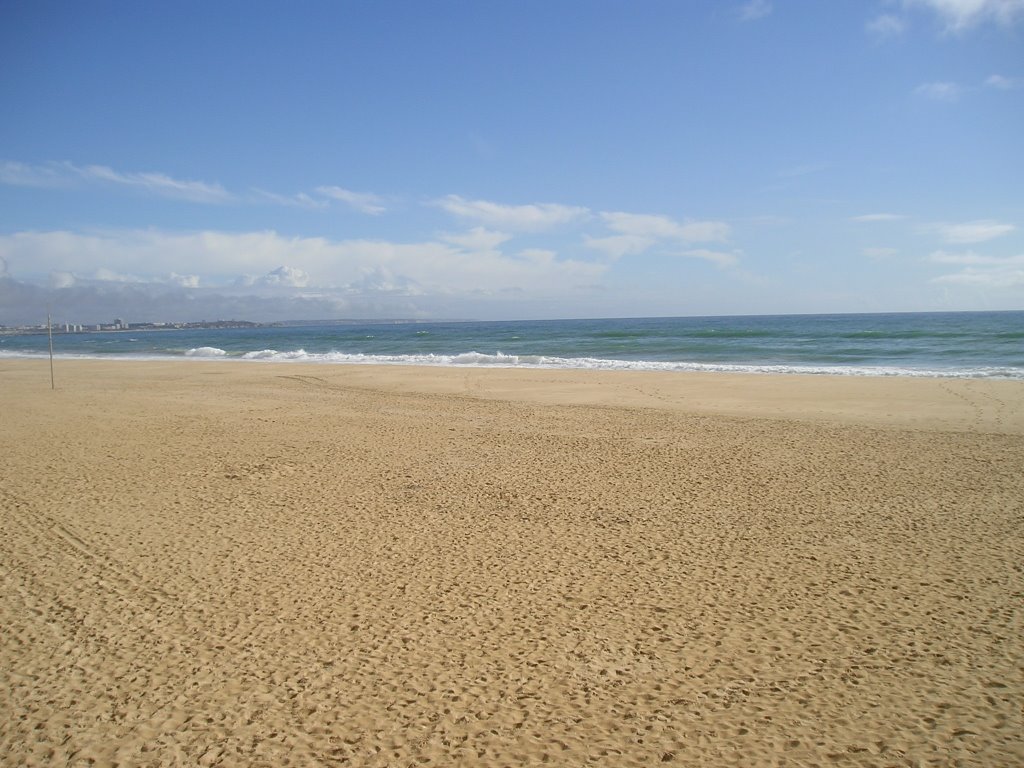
[2,312,1022,379]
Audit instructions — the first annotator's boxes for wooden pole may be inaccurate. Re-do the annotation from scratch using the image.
[47,312,55,390]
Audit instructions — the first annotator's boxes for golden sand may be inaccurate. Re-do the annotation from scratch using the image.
[2,359,1022,766]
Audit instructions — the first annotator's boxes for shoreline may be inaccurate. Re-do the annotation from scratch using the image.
[3,358,1022,765]
[4,347,1022,383]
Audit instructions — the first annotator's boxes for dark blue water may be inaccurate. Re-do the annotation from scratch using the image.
[2,312,1022,379]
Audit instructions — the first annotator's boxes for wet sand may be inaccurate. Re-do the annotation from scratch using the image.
[2,359,1022,766]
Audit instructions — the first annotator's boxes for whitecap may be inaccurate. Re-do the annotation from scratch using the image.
[242,349,311,360]
[185,346,228,357]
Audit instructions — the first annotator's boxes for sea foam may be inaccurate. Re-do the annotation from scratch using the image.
[216,348,1023,379]
[185,347,228,357]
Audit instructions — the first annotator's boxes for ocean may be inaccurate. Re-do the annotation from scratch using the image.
[2,312,1022,379]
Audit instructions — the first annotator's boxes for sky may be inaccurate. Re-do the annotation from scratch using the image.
[1,0,1022,325]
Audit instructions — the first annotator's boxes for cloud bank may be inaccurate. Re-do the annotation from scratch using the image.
[0,227,611,325]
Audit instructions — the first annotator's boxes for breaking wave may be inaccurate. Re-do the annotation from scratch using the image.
[185,346,228,357]
[179,347,1024,379]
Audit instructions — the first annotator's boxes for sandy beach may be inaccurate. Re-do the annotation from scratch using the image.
[2,358,1022,767]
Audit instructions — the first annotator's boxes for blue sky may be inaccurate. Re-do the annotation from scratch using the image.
[1,0,1022,324]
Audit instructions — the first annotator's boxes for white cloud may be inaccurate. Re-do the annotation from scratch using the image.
[930,220,1015,243]
[316,185,387,215]
[252,189,328,209]
[867,13,907,36]
[2,159,393,213]
[94,267,148,283]
[929,248,1024,288]
[601,211,731,242]
[681,249,740,268]
[0,160,72,188]
[738,0,772,22]
[905,0,1024,32]
[41,266,201,288]
[852,213,907,222]
[170,273,200,288]
[915,81,961,101]
[0,160,232,203]
[433,194,590,231]
[75,163,232,203]
[0,228,607,305]
[602,212,682,239]
[256,265,310,288]
[985,73,1020,89]
[345,267,425,295]
[582,213,738,268]
[440,227,512,251]
[582,234,657,260]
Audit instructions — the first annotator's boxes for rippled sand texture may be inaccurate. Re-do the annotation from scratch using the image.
[2,360,1023,767]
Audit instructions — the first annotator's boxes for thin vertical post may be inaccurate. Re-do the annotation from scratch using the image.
[47,312,55,390]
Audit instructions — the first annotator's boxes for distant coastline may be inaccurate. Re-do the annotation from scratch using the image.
[0,319,263,337]
[0,317,458,337]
